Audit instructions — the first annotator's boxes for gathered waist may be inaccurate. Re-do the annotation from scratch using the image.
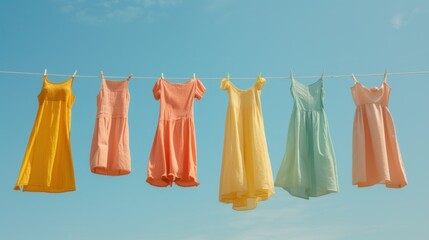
[355,102,388,107]
[158,116,194,121]
[96,112,128,118]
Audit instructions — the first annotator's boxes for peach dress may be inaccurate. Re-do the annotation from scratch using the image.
[351,73,407,188]
[147,78,206,187]
[90,72,132,176]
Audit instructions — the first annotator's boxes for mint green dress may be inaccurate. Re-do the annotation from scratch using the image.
[274,74,338,199]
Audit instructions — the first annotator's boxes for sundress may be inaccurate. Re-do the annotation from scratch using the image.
[275,73,338,199]
[90,72,132,176]
[219,76,275,211]
[351,72,407,188]
[14,74,76,192]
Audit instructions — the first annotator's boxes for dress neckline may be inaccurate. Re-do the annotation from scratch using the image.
[44,75,74,85]
[352,75,390,103]
[351,73,389,91]
[228,81,256,93]
[161,78,196,86]
[291,75,323,88]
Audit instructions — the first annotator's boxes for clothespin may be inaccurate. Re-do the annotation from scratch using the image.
[161,73,164,79]
[127,74,133,81]
[193,73,196,79]
[44,69,47,76]
[352,73,358,84]
[72,70,77,78]
[383,69,388,82]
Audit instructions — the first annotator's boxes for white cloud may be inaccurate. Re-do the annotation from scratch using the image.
[55,0,183,25]
[203,0,236,25]
[61,4,74,13]
[390,4,427,30]
[391,14,404,30]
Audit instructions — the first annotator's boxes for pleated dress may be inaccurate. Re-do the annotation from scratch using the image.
[275,74,338,199]
[351,73,407,188]
[147,78,206,187]
[90,72,132,176]
[219,76,275,211]
[14,74,76,192]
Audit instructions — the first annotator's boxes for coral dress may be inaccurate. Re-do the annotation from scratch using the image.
[219,76,274,211]
[147,78,206,187]
[14,74,76,192]
[351,73,407,188]
[90,72,132,176]
[275,74,338,199]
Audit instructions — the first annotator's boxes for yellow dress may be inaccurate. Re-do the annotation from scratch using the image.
[219,76,275,210]
[14,75,76,192]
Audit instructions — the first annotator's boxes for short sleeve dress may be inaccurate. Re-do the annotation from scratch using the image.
[274,74,338,199]
[14,74,76,192]
[351,73,407,188]
[147,78,206,187]
[219,76,275,211]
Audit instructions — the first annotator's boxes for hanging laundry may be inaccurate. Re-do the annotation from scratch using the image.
[14,73,76,192]
[90,71,132,176]
[219,75,274,211]
[351,72,407,188]
[147,77,206,187]
[275,72,338,199]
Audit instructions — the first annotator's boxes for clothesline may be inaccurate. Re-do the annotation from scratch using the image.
[0,70,429,80]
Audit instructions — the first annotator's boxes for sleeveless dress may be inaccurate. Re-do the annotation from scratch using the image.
[90,72,132,176]
[351,73,407,188]
[147,78,206,187]
[275,74,338,199]
[219,76,274,211]
[14,74,76,192]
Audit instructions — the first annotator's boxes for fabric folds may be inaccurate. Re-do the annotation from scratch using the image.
[147,78,206,187]
[219,76,275,211]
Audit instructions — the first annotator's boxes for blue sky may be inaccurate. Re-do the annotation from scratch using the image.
[0,0,428,239]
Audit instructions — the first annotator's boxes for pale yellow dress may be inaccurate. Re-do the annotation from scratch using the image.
[219,76,275,210]
[14,75,76,192]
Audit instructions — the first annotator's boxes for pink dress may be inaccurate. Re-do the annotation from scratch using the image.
[351,73,407,188]
[90,72,132,176]
[147,78,206,187]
